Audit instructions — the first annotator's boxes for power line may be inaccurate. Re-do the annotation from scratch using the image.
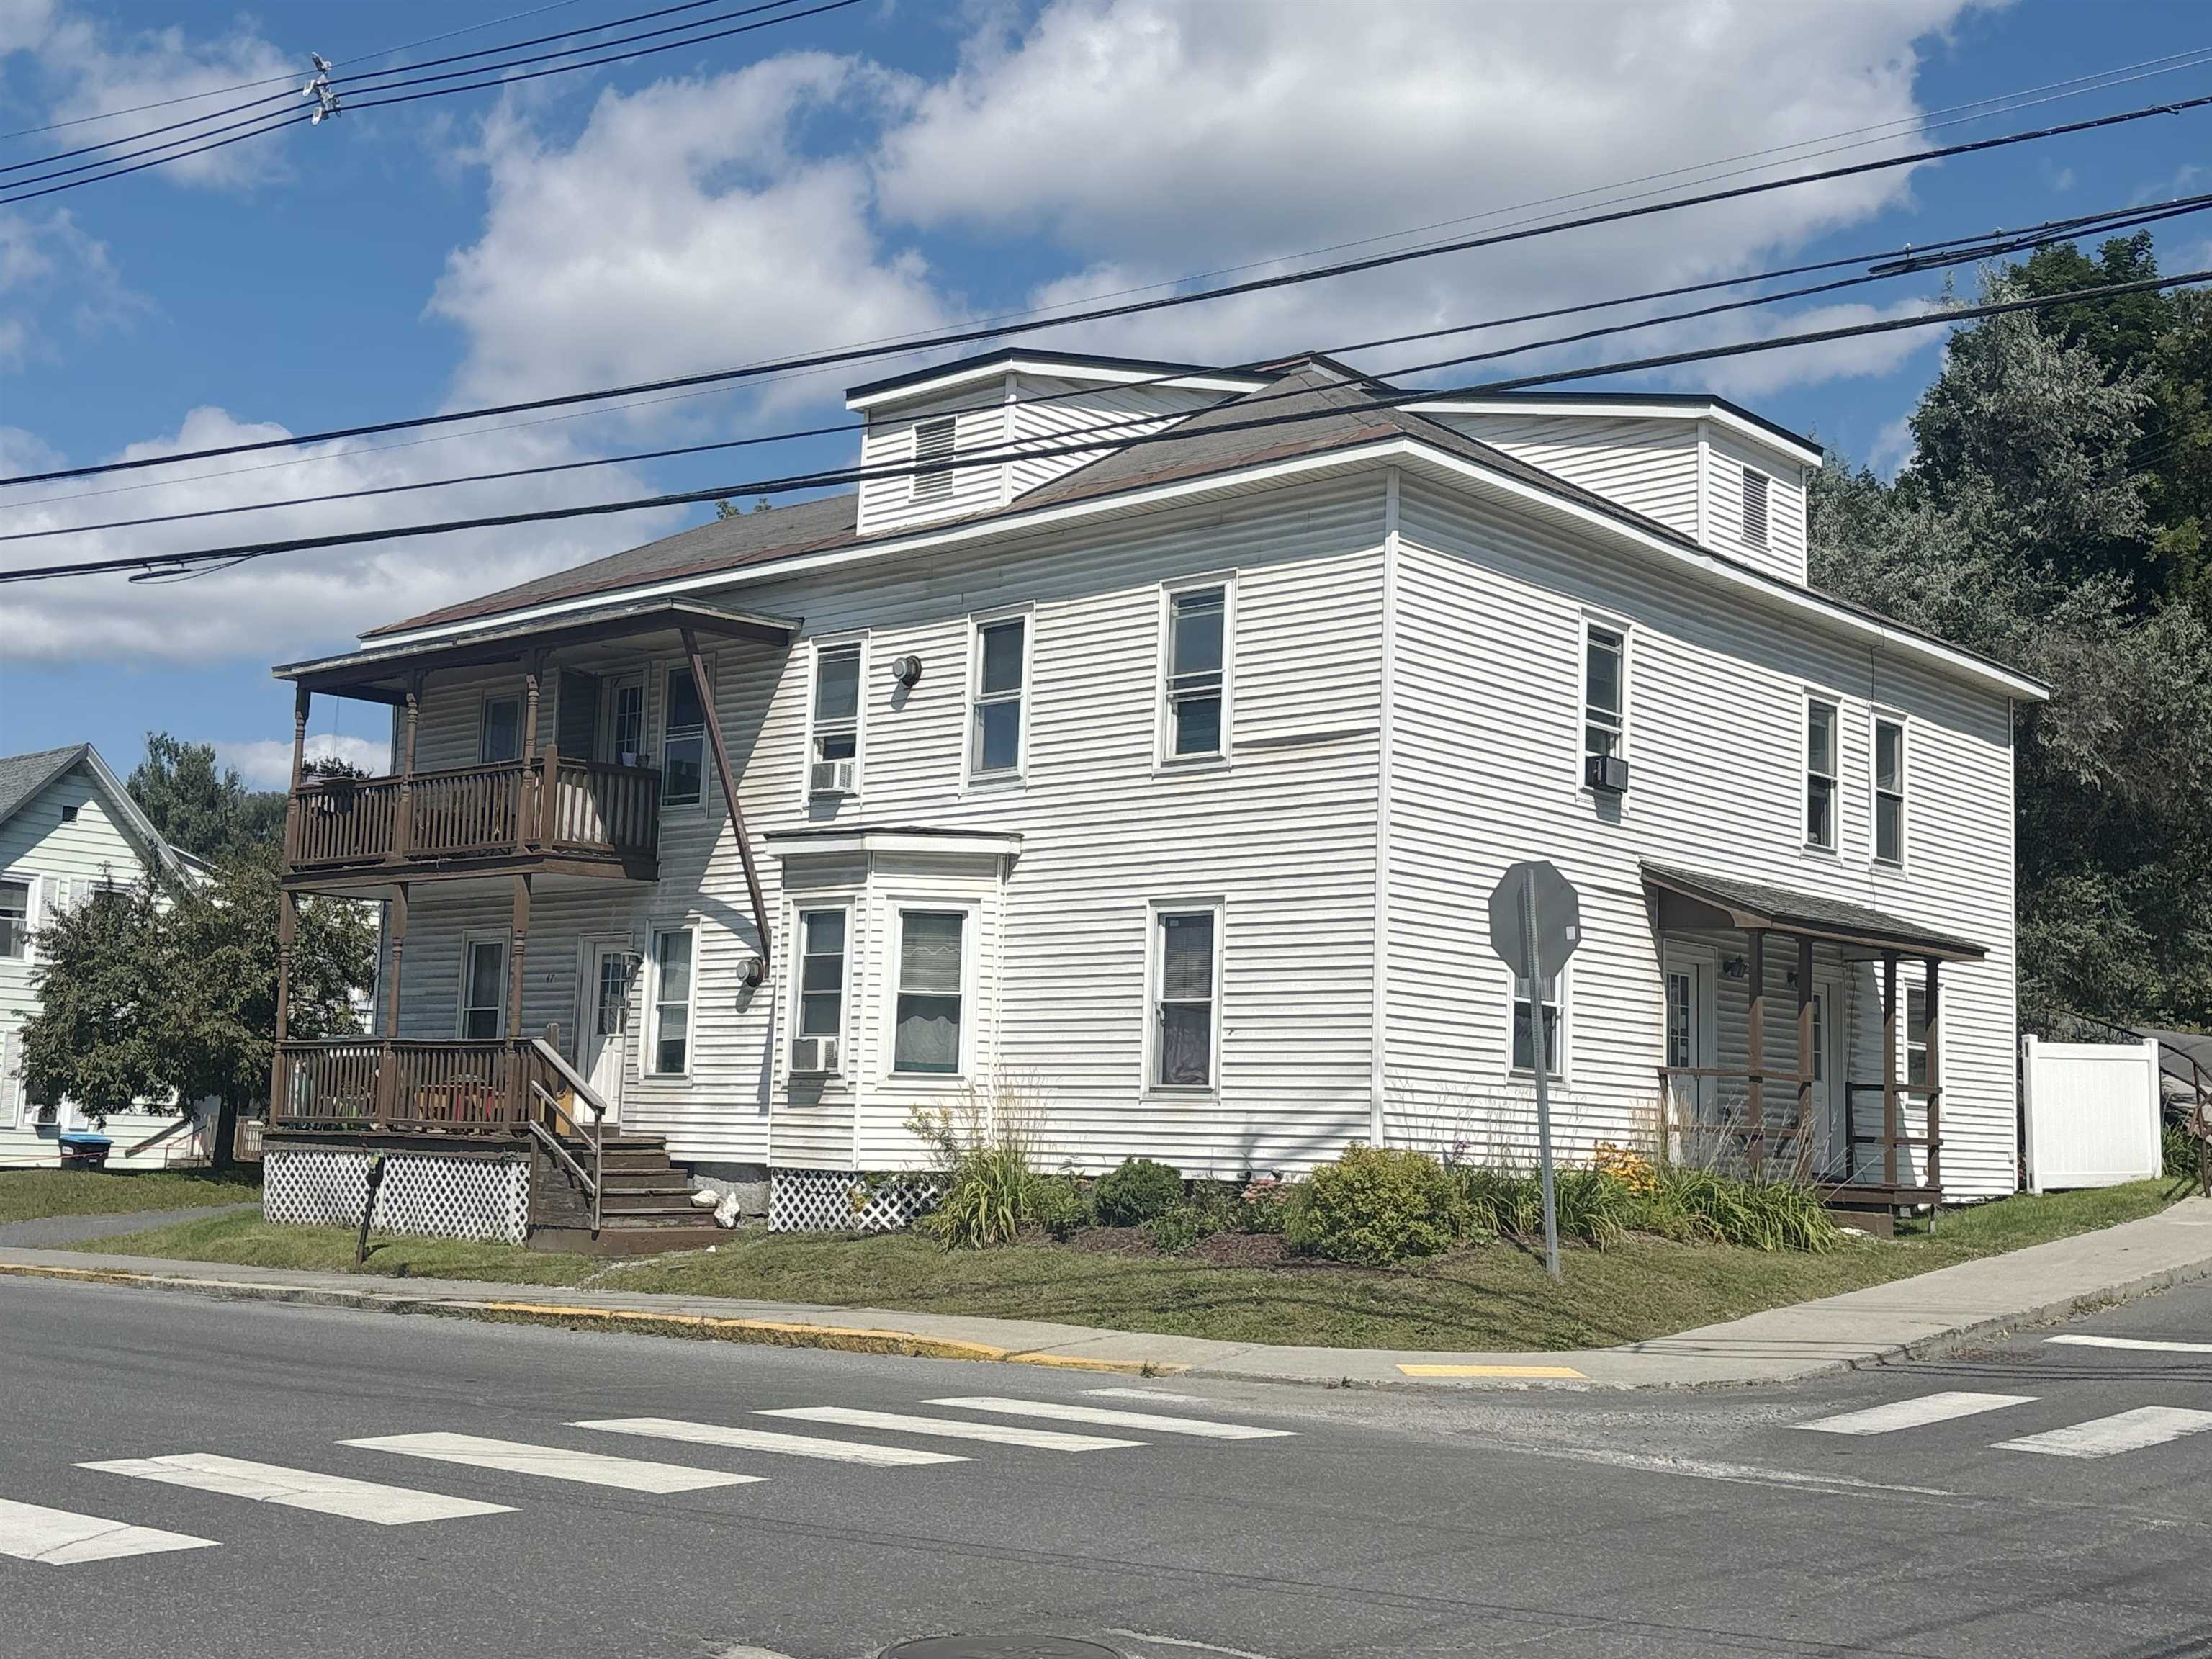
[9,86,2207,495]
[12,193,2204,547]
[7,266,2202,588]
[0,0,853,210]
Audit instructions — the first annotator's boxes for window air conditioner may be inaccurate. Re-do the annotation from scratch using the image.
[1583,753,1631,794]
[809,758,857,796]
[791,1036,840,1076]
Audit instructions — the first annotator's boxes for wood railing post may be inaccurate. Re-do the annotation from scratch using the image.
[392,675,421,862]
[538,742,559,848]
[1881,952,1901,1189]
[1745,928,1766,1178]
[518,654,543,851]
[1923,957,1943,1200]
[506,873,531,1105]
[1796,934,1815,1181]
[282,685,310,868]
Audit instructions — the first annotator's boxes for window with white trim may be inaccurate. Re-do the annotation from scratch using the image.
[461,938,507,1040]
[606,679,645,765]
[970,617,1026,777]
[809,642,862,794]
[1874,716,1906,865]
[1583,624,1624,765]
[1805,696,1839,850]
[662,667,706,806]
[478,694,521,764]
[0,880,28,960]
[910,415,956,503]
[892,911,965,1075]
[794,909,847,1064]
[1164,584,1226,758]
[649,927,694,1075]
[1511,971,1563,1079]
[1153,909,1218,1089]
[1905,986,1930,1092]
[1742,465,1770,549]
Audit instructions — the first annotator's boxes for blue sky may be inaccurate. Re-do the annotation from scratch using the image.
[1,0,2207,786]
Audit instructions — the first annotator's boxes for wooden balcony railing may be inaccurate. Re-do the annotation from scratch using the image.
[287,750,659,872]
[273,1038,536,1134]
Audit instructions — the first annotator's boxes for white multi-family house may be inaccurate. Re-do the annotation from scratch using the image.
[0,742,210,1169]
[263,351,2046,1249]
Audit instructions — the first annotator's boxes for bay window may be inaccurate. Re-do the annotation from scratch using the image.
[893,911,965,1074]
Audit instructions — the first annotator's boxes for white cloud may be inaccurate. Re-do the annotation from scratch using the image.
[1649,297,1948,401]
[0,405,685,665]
[0,204,143,370]
[216,732,391,789]
[429,53,946,412]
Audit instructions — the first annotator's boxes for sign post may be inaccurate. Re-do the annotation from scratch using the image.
[1487,860,1582,1280]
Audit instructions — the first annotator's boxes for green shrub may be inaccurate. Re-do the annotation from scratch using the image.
[907,1095,1063,1249]
[1145,1200,1222,1253]
[1094,1157,1184,1226]
[1030,1174,1092,1240]
[1456,1166,1542,1239]
[2164,1119,2203,1182]
[1288,1145,1465,1265]
[1645,1164,1839,1252]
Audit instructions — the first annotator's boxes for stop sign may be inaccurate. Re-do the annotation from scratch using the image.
[1487,860,1581,983]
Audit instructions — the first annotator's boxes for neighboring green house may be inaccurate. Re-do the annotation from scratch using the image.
[0,742,207,1169]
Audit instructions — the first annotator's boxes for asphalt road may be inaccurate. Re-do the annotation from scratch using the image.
[1,1272,2207,1659]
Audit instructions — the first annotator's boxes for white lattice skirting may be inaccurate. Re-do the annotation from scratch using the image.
[264,1146,531,1244]
[770,1167,940,1233]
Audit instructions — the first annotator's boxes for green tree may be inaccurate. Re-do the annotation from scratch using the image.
[20,851,376,1168]
[127,733,284,859]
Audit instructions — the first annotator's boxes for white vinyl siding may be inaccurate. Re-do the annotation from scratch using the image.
[1702,426,1809,584]
[1427,412,1701,536]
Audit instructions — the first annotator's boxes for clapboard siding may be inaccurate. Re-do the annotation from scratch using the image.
[0,757,208,1166]
[1703,423,1810,585]
[1004,376,1225,500]
[1382,473,2018,1197]
[388,473,1388,1175]
[1427,413,1701,538]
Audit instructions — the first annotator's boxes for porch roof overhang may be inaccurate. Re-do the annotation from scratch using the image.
[272,597,799,703]
[1641,861,1987,963]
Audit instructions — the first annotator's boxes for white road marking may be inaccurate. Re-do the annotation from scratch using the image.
[1995,1406,2212,1460]
[1509,1444,1961,1498]
[2046,1334,2212,1354]
[574,1418,966,1467]
[342,1432,762,1492]
[0,1497,218,1565]
[1085,1388,1218,1406]
[757,1406,1140,1451]
[79,1453,513,1526]
[1797,1391,2036,1437]
[1105,1630,1284,1659]
[927,1395,1296,1440]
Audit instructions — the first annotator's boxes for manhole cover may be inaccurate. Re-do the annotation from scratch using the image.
[883,1640,1122,1659]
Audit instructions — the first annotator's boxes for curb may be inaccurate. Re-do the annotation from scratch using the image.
[0,1262,1181,1377]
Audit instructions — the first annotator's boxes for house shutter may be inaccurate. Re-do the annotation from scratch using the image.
[557,671,600,758]
[1,1028,17,1124]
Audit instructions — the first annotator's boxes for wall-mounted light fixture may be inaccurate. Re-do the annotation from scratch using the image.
[739,955,766,989]
[891,654,924,688]
[1720,956,1750,981]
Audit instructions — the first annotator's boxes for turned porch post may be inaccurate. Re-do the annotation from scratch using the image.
[1923,957,1943,1200]
[1881,951,1902,1189]
[518,652,544,850]
[377,881,408,1130]
[393,673,421,860]
[1745,928,1766,1177]
[282,684,310,867]
[507,873,531,1100]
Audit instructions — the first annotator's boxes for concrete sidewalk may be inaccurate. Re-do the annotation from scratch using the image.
[4,1197,2209,1389]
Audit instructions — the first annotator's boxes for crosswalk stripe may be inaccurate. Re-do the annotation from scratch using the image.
[1995,1406,2212,1460]
[2046,1334,2212,1354]
[0,1497,217,1565]
[757,1406,1141,1451]
[341,1433,762,1492]
[1797,1391,2037,1437]
[79,1454,514,1526]
[573,1418,966,1467]
[925,1396,1297,1440]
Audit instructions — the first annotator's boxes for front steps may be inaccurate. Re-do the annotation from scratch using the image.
[526,1132,724,1256]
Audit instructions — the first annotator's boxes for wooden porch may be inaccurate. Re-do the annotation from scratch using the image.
[1643,862,1987,1231]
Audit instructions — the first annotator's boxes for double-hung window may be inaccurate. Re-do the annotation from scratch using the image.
[1511,972,1563,1079]
[794,909,847,1066]
[809,643,862,794]
[1164,585,1226,759]
[1905,986,1930,1092]
[971,618,1025,777]
[649,927,693,1075]
[607,680,645,765]
[1153,909,1218,1089]
[1583,624,1624,765]
[0,881,27,961]
[461,939,507,1040]
[662,668,706,806]
[893,911,965,1075]
[910,415,956,504]
[1742,466,1771,549]
[1805,697,1839,850]
[1873,716,1907,865]
[479,694,522,764]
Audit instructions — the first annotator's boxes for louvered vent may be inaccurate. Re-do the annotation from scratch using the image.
[911,415,956,503]
[1741,465,1770,549]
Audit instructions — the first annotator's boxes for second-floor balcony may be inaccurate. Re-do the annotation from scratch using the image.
[287,750,661,882]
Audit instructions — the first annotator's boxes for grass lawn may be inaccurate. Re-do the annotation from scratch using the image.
[0,1166,262,1227]
[86,1174,2196,1351]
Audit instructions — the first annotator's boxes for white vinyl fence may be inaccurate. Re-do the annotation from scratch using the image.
[2022,1035,2164,1193]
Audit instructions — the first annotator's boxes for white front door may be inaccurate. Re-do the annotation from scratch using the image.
[577,941,631,1125]
[1660,944,1717,1154]
[1815,971,1848,1179]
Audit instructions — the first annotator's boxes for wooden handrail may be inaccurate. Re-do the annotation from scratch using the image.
[529,1036,611,1234]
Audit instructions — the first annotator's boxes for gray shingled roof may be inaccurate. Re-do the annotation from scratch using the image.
[0,743,90,830]
[1642,861,1987,959]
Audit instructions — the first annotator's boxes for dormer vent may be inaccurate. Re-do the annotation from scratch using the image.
[911,415,956,504]
[1741,465,1770,549]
